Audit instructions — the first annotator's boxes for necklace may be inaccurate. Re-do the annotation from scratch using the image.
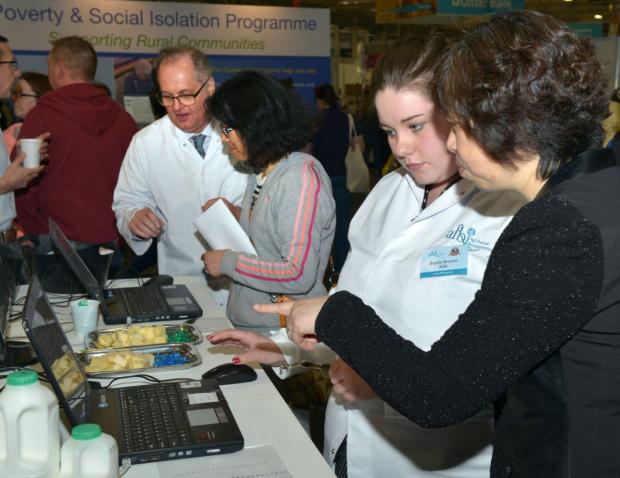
[250,171,267,211]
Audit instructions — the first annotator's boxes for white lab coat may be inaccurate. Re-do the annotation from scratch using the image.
[113,116,248,306]
[323,168,524,477]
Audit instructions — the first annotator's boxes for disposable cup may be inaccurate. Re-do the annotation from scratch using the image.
[20,138,42,168]
[71,298,100,344]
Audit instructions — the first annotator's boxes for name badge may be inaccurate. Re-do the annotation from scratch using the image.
[420,245,468,278]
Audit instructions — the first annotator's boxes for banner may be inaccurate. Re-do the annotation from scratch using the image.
[0,0,331,103]
[0,0,329,56]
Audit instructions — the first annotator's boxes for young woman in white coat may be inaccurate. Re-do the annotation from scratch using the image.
[209,35,523,477]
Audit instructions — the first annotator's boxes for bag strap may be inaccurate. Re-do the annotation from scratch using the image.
[347,113,358,149]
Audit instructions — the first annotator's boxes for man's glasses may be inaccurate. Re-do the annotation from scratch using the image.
[0,59,18,71]
[221,125,234,136]
[157,78,209,107]
[12,89,37,100]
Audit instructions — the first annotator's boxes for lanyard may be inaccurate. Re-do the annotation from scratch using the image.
[420,175,461,210]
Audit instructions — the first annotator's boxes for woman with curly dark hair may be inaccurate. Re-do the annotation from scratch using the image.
[259,11,620,476]
[202,70,335,332]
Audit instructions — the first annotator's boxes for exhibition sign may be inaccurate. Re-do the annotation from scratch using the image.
[436,0,524,15]
[376,0,524,23]
[0,0,331,102]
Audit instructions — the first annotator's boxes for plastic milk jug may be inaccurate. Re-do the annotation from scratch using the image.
[0,369,60,477]
[59,423,119,478]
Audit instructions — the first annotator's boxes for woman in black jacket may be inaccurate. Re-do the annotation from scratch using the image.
[259,11,620,477]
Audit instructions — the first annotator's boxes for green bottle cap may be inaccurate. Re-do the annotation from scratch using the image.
[7,370,38,386]
[72,423,102,440]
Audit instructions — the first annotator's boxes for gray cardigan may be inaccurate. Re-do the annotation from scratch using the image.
[220,152,336,332]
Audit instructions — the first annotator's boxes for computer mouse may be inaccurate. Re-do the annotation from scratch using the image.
[142,274,173,287]
[202,363,257,385]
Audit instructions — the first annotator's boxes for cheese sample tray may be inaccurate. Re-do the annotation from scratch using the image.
[85,324,202,350]
[79,343,202,377]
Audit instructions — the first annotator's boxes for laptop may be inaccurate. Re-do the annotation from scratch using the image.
[49,219,203,325]
[0,256,13,361]
[0,256,36,366]
[22,275,244,465]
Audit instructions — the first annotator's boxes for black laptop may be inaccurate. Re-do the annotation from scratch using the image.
[0,256,37,366]
[22,275,244,466]
[0,256,13,361]
[49,219,202,325]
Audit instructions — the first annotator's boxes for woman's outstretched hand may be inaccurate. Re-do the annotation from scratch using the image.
[254,295,328,350]
[207,329,285,366]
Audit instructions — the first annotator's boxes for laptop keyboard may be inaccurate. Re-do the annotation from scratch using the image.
[120,287,169,316]
[119,383,192,452]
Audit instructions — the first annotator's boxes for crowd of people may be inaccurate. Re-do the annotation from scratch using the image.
[1,9,620,478]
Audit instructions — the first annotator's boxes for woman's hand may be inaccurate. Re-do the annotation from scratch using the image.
[329,358,377,402]
[208,329,286,366]
[254,295,328,350]
[202,250,225,277]
[202,197,241,220]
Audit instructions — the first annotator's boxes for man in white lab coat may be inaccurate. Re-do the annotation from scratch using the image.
[113,47,248,307]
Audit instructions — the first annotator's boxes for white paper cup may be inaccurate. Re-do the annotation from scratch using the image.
[71,298,100,344]
[20,138,42,168]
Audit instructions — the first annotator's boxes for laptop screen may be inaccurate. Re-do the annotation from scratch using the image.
[0,257,12,358]
[22,275,89,426]
[48,218,107,313]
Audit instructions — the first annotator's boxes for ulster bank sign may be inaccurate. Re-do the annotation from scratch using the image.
[436,0,525,15]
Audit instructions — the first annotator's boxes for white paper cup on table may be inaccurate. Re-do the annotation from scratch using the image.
[19,138,43,168]
[71,298,100,345]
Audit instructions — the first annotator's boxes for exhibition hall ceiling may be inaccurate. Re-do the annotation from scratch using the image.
[157,1,619,34]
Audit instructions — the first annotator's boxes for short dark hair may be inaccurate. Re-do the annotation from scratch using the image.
[156,47,212,84]
[434,10,609,179]
[50,36,97,81]
[20,72,52,97]
[314,84,340,108]
[208,70,312,173]
[370,34,450,101]
[0,36,9,61]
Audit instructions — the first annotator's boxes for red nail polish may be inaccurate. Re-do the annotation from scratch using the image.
[232,357,240,364]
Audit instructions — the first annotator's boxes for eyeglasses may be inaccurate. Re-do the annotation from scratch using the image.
[0,59,18,71]
[221,125,234,136]
[12,91,38,100]
[157,78,209,107]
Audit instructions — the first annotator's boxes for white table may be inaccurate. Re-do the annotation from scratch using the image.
[8,276,334,478]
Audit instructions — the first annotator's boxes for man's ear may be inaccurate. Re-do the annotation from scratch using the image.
[205,76,215,97]
[49,61,64,84]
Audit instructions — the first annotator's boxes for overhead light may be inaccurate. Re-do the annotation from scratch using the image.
[563,0,572,2]
[594,14,603,19]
